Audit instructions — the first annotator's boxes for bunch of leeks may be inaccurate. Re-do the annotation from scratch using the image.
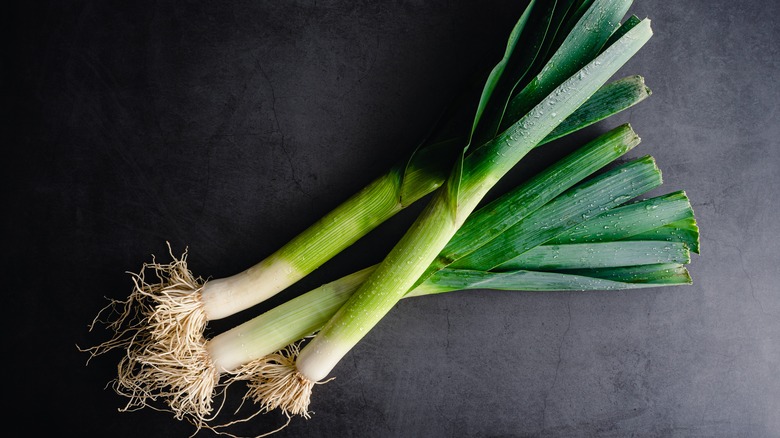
[85,0,700,431]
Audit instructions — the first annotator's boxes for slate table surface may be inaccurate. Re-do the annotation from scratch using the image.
[7,1,779,437]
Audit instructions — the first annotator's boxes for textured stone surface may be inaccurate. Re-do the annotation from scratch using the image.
[7,1,779,436]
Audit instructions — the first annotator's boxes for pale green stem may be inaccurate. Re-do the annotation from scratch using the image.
[200,173,403,320]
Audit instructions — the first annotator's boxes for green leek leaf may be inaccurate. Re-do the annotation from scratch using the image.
[548,191,699,253]
[496,240,690,271]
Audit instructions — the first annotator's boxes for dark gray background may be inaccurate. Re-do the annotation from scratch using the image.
[6,1,779,437]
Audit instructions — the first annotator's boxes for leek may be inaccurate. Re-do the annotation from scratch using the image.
[212,123,655,371]
[218,148,694,421]
[109,124,699,428]
[85,0,651,422]
[249,5,655,416]
[99,116,696,425]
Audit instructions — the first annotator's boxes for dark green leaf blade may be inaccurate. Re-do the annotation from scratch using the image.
[409,263,691,297]
[539,75,651,145]
[547,191,698,252]
[496,241,690,271]
[558,263,692,284]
